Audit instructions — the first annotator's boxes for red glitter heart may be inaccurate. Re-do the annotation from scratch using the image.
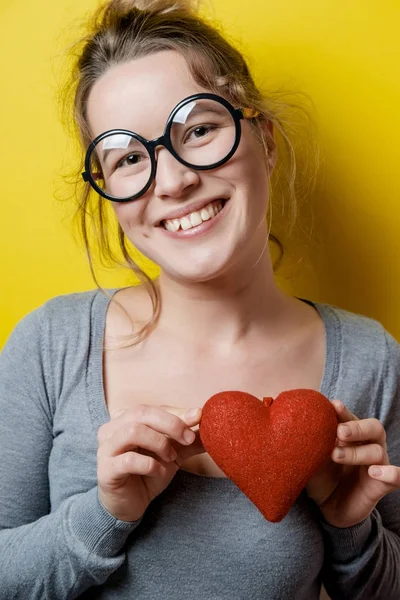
[199,389,338,522]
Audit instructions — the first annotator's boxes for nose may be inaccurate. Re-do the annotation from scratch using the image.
[153,147,200,199]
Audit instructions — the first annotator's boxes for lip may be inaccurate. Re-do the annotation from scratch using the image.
[159,198,229,239]
[156,197,229,225]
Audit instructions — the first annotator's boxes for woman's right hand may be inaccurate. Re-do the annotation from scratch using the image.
[97,405,204,522]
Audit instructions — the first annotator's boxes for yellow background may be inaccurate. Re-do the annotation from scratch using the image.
[1,0,400,347]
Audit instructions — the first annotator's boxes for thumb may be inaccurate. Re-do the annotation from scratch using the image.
[368,465,400,496]
[159,406,205,464]
[176,429,206,464]
[160,405,203,428]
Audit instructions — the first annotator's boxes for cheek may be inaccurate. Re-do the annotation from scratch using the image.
[247,154,270,191]
[112,201,146,234]
[245,138,270,186]
[235,125,269,179]
[111,203,153,250]
[226,136,270,203]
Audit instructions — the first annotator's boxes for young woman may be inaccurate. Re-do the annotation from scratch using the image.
[1,1,399,598]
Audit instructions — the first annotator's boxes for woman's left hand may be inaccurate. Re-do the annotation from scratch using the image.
[305,400,400,528]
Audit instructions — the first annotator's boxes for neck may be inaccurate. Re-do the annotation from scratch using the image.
[156,248,288,351]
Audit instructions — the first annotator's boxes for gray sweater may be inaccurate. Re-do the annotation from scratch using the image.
[0,289,399,600]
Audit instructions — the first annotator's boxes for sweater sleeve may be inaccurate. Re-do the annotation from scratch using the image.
[0,309,140,599]
[321,330,400,600]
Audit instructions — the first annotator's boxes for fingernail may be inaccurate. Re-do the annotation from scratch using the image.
[184,429,196,444]
[186,408,201,420]
[370,467,383,477]
[339,425,352,438]
[335,448,346,459]
[169,448,178,461]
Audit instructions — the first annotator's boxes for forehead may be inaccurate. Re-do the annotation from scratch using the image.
[87,50,206,139]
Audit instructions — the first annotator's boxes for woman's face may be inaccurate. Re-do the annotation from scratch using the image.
[87,50,274,283]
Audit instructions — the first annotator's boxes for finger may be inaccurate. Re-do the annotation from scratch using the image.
[173,429,206,465]
[142,430,205,468]
[160,405,202,428]
[99,421,178,463]
[99,452,166,485]
[331,400,359,422]
[332,443,389,466]
[110,405,202,426]
[99,405,200,446]
[337,418,386,447]
[369,465,400,487]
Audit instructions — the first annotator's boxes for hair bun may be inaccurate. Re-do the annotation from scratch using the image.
[101,0,199,17]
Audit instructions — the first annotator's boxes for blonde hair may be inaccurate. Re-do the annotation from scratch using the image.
[62,0,318,345]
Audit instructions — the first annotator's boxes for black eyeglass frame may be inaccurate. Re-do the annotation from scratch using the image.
[81,92,254,202]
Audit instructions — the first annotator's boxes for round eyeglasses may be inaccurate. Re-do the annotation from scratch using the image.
[82,93,259,202]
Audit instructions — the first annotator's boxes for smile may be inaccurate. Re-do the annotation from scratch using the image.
[161,199,225,232]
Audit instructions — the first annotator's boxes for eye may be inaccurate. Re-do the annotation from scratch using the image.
[184,124,217,143]
[117,153,143,168]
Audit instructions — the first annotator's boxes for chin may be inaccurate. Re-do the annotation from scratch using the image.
[160,257,234,284]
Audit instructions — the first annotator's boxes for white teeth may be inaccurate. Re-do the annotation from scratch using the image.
[164,220,179,232]
[163,199,225,232]
[200,208,211,221]
[190,211,203,227]
[180,217,192,230]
